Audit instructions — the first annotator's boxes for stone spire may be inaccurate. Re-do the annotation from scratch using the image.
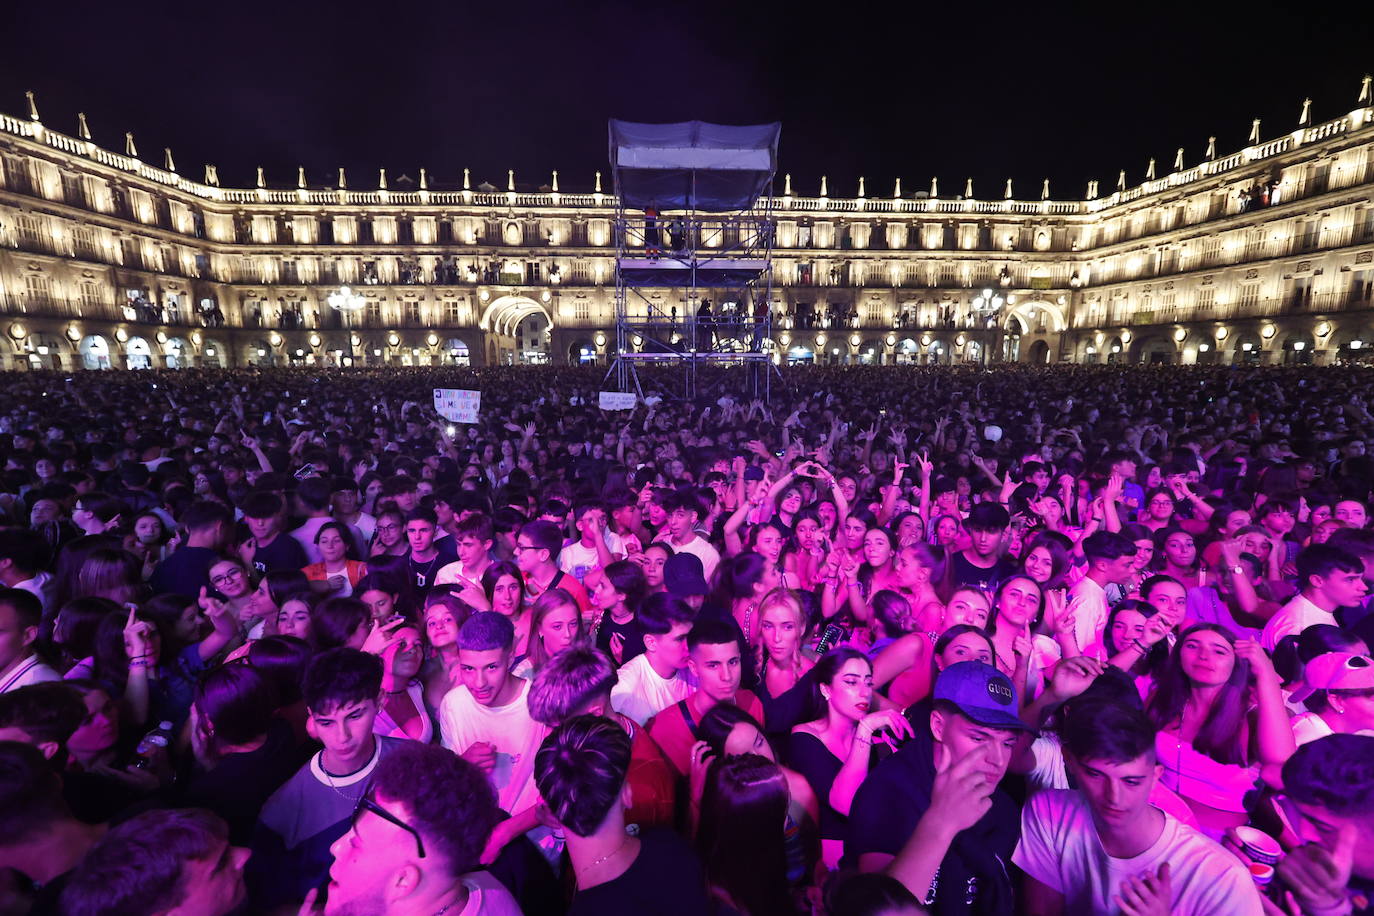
[77,112,91,140]
[379,168,387,190]
[1004,178,1013,199]
[463,168,471,191]
[1145,158,1156,181]
[1173,147,1184,171]
[1299,97,1312,126]
[257,167,265,188]
[507,169,515,192]
[125,132,137,158]
[420,168,428,190]
[819,176,828,196]
[1249,118,1261,144]
[1041,178,1050,200]
[25,90,39,121]
[892,177,901,198]
[338,168,347,189]
[594,170,602,193]
[551,170,559,192]
[783,173,792,195]
[1361,75,1372,105]
[1086,179,1099,199]
[204,164,219,186]
[1205,136,1217,160]
[964,177,973,198]
[857,176,865,198]
[298,167,307,188]
[164,148,176,172]
[929,176,938,198]
[1116,169,1126,191]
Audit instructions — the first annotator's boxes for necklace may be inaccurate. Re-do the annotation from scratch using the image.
[576,834,632,883]
[410,553,441,588]
[740,602,757,646]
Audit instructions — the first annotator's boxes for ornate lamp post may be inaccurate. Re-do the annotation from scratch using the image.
[327,286,366,365]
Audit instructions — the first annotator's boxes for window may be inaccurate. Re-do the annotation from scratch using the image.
[280,260,299,284]
[61,173,85,207]
[358,219,374,243]
[72,226,96,259]
[79,281,102,311]
[24,273,52,308]
[574,299,590,321]
[318,218,335,244]
[445,300,463,323]
[1239,284,1260,312]
[1198,287,1216,312]
[16,214,41,246]
[366,300,381,325]
[404,301,421,324]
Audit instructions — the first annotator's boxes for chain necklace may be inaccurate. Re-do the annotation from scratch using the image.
[574,834,632,885]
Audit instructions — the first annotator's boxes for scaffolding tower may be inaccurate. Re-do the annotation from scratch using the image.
[607,120,782,401]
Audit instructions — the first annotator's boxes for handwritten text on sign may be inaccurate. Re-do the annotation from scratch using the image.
[598,391,638,411]
[433,389,481,423]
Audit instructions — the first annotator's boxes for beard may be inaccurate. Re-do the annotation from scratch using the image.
[324,884,388,916]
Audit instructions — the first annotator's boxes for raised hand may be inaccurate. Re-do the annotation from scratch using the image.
[1115,863,1171,916]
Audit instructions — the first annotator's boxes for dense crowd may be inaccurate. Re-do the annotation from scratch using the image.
[0,362,1372,916]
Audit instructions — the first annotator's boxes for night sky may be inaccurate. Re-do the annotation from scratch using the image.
[3,0,1371,199]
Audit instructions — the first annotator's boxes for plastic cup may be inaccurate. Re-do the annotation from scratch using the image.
[1235,826,1281,866]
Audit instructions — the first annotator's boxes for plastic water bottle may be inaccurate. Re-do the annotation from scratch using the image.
[133,720,175,769]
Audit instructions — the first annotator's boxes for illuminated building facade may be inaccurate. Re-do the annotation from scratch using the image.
[1,80,1373,370]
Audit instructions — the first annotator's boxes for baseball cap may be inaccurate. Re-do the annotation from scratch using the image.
[1290,652,1374,704]
[663,552,709,597]
[933,661,1030,732]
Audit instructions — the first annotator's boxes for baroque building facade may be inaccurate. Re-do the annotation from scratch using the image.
[1,83,1373,371]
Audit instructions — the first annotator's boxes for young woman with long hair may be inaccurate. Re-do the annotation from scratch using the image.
[789,648,914,869]
[697,754,800,916]
[716,552,782,653]
[481,560,530,662]
[754,588,815,740]
[871,586,992,706]
[514,587,584,678]
[1144,623,1295,838]
[303,521,368,597]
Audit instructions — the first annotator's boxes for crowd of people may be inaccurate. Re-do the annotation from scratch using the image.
[0,361,1372,916]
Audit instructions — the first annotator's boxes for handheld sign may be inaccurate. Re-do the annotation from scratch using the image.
[599,391,638,411]
[433,389,481,423]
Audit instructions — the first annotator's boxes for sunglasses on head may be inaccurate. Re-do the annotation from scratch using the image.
[351,793,425,858]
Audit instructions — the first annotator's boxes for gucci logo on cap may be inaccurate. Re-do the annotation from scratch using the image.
[986,679,1014,705]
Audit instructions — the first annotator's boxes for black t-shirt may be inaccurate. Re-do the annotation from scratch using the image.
[948,551,1017,594]
[179,718,306,845]
[596,615,646,667]
[568,829,710,916]
[249,531,309,575]
[845,726,1020,915]
[149,545,221,598]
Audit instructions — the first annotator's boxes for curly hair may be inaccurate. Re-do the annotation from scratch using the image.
[368,741,499,875]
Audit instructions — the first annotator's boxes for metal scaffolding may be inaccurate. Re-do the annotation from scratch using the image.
[606,120,782,401]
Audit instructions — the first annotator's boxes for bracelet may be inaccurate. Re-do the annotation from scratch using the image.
[1130,639,1149,653]
[128,659,151,668]
[848,582,862,589]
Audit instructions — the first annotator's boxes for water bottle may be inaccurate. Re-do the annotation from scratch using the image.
[133,720,175,769]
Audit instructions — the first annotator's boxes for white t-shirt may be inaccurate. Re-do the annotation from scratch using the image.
[1261,594,1337,651]
[1012,789,1263,916]
[670,534,720,581]
[454,871,523,916]
[610,652,692,726]
[0,655,61,694]
[1066,577,1109,659]
[558,532,625,583]
[439,678,546,813]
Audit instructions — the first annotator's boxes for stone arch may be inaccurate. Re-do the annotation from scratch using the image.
[164,336,192,368]
[857,337,886,365]
[1003,298,1067,334]
[442,338,471,366]
[1027,340,1050,364]
[481,295,553,337]
[79,335,113,370]
[125,336,155,370]
[1129,333,1177,365]
[568,338,599,365]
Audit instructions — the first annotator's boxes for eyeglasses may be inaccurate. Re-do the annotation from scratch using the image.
[352,793,425,858]
[211,569,244,586]
[513,543,539,553]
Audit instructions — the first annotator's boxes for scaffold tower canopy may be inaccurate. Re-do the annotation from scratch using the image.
[608,120,781,211]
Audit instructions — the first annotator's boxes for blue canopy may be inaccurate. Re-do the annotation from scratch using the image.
[609,120,780,212]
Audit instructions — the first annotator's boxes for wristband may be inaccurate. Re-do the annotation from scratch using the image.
[129,659,151,668]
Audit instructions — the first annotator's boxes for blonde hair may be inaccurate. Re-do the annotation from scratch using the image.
[526,587,585,672]
[755,587,808,674]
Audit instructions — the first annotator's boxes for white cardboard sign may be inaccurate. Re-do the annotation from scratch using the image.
[598,391,638,411]
[433,388,481,423]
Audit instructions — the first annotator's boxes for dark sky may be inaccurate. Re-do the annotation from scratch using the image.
[4,0,1372,198]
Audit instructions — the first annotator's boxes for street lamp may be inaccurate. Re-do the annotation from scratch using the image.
[328,286,366,365]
